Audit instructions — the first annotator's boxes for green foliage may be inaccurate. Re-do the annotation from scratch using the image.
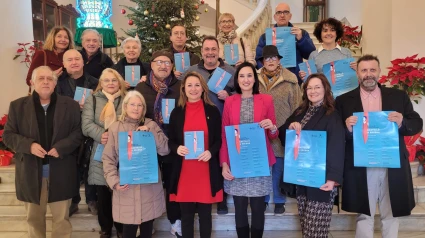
[122,0,202,62]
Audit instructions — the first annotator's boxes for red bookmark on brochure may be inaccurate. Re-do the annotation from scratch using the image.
[363,112,369,144]
[215,71,226,88]
[234,125,241,154]
[127,131,133,160]
[306,61,312,75]
[81,88,86,104]
[272,28,277,46]
[330,61,336,85]
[294,130,301,160]
[193,132,197,154]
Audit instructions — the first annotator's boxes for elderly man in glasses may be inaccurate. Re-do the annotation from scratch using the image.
[255,3,315,85]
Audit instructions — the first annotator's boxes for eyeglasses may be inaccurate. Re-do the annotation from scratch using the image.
[275,10,290,16]
[264,56,279,62]
[152,60,172,67]
[127,103,143,109]
[102,79,118,84]
[306,86,323,92]
[220,20,233,24]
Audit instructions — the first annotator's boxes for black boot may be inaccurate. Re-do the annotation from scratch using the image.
[251,226,264,238]
[236,226,250,238]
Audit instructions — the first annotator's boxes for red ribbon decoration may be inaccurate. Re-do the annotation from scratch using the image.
[127,131,133,160]
[294,130,301,160]
[81,88,86,104]
[131,66,135,84]
[234,125,241,154]
[306,61,312,75]
[363,112,369,144]
[215,71,226,88]
[181,53,185,70]
[330,61,336,85]
[165,99,169,120]
[193,132,197,154]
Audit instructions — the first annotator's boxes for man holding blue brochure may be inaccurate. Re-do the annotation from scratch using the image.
[336,55,423,238]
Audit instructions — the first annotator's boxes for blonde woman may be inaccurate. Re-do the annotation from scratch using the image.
[217,13,256,67]
[103,91,169,238]
[82,68,127,238]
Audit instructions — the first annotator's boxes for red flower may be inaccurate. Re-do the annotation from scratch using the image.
[0,115,7,126]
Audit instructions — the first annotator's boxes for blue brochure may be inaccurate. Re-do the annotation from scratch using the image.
[161,98,175,124]
[118,131,159,185]
[284,130,327,188]
[74,87,92,104]
[207,67,232,94]
[298,60,318,81]
[124,65,140,87]
[224,44,239,65]
[323,58,357,97]
[174,52,190,72]
[265,27,296,68]
[353,111,400,168]
[224,123,270,178]
[184,131,205,160]
[93,144,105,162]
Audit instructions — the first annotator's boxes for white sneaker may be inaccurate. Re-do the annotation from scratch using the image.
[170,219,182,237]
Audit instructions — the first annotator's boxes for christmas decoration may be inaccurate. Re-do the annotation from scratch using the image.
[117,41,121,46]
[128,19,134,25]
[76,0,113,29]
[204,8,208,12]
[201,0,204,4]
[122,0,202,62]
[121,9,126,14]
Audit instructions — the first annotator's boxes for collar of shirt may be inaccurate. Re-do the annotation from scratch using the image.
[318,44,342,53]
[360,85,381,100]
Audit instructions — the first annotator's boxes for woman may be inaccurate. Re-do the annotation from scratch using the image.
[217,13,256,67]
[278,73,345,237]
[299,18,355,80]
[82,68,127,238]
[103,91,169,238]
[113,37,150,89]
[25,26,74,88]
[220,62,278,238]
[168,72,223,238]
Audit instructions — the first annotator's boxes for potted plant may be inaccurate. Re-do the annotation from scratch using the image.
[0,114,14,166]
[416,136,425,176]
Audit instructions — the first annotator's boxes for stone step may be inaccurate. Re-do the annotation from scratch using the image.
[0,164,15,184]
[1,203,425,232]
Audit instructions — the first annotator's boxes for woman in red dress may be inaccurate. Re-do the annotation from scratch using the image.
[168,71,223,238]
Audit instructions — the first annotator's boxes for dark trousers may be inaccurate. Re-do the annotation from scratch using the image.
[233,195,265,230]
[122,219,154,238]
[180,202,212,238]
[72,165,97,204]
[97,185,123,233]
[162,162,181,223]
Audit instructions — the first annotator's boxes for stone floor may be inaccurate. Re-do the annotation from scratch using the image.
[2,231,425,238]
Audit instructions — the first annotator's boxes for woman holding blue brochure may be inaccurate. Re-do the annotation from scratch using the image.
[220,62,278,238]
[168,71,223,238]
[278,73,345,237]
[103,91,170,238]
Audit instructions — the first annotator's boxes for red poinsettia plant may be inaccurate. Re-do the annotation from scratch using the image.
[0,114,14,166]
[13,40,43,68]
[379,54,425,103]
[416,136,425,165]
[338,25,362,54]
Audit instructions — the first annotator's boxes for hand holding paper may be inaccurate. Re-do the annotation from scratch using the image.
[197,150,211,162]
[177,145,189,156]
[222,162,234,181]
[345,116,358,133]
[320,180,335,191]
[289,122,302,132]
[388,111,403,127]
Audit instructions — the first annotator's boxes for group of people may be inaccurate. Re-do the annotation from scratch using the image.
[2,2,423,238]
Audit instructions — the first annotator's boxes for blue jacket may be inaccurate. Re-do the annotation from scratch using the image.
[255,22,316,85]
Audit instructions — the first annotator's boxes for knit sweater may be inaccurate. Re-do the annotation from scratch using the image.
[308,46,352,73]
[258,67,302,157]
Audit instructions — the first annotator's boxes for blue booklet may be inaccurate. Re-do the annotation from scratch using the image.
[323,58,357,97]
[184,131,205,160]
[298,60,318,81]
[93,144,105,162]
[161,98,175,124]
[284,130,327,188]
[224,123,270,178]
[174,52,190,72]
[124,65,140,87]
[118,131,159,185]
[74,87,92,105]
[353,111,400,168]
[207,67,232,94]
[224,44,239,65]
[265,27,296,68]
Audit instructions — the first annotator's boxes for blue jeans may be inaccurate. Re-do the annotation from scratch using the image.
[265,157,286,204]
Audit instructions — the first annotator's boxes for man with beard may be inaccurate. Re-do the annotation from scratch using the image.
[335,54,423,238]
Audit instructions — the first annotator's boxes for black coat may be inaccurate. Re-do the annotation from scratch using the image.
[278,106,345,202]
[168,46,201,67]
[3,94,83,204]
[56,72,98,99]
[335,85,423,217]
[80,48,114,79]
[167,102,223,197]
[113,57,151,79]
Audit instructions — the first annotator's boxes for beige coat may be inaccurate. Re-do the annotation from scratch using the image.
[103,117,169,224]
[218,37,256,66]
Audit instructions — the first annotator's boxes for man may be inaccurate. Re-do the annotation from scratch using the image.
[135,50,183,237]
[169,25,201,78]
[56,49,98,216]
[183,35,235,115]
[257,45,301,215]
[3,66,83,238]
[335,55,423,238]
[255,3,315,85]
[80,29,114,79]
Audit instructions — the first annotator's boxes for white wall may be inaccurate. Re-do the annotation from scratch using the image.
[203,0,254,27]
[0,0,34,114]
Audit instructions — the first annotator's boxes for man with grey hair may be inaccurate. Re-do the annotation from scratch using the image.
[80,29,114,79]
[3,65,83,238]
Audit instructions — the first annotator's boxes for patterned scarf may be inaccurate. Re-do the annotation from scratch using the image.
[260,64,282,91]
[217,30,237,45]
[300,101,324,128]
[99,90,121,129]
[149,71,172,127]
